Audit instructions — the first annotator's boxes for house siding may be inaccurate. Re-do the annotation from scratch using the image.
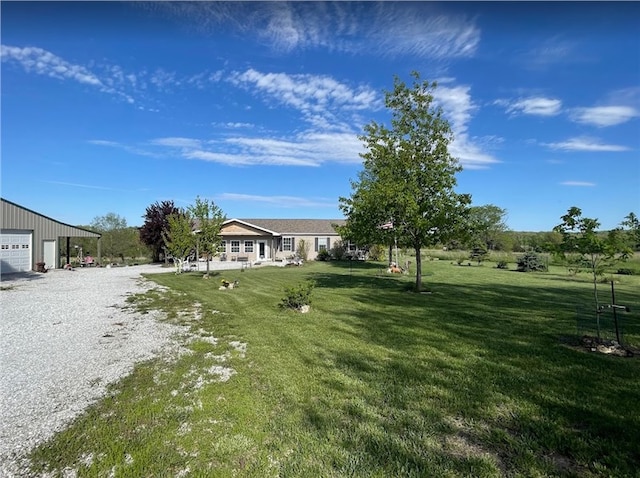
[219,218,345,262]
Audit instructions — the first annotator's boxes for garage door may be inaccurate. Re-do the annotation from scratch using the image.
[0,230,32,273]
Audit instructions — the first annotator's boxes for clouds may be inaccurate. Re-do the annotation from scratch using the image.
[150,130,364,168]
[496,92,638,127]
[229,68,380,116]
[570,106,639,127]
[217,193,335,209]
[1,45,102,86]
[435,82,500,169]
[495,91,637,153]
[520,36,578,71]
[1,45,135,104]
[560,181,596,187]
[497,97,562,117]
[544,136,630,152]
[151,2,480,59]
[369,4,480,59]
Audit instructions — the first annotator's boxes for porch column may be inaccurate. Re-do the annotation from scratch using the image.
[66,237,71,265]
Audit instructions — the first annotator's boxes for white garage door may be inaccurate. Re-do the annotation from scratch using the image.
[0,231,32,273]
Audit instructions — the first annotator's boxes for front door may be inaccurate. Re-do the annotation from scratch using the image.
[258,241,267,260]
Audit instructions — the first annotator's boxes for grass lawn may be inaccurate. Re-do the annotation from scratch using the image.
[29,261,640,477]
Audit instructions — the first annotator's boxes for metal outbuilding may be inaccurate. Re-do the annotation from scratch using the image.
[1,198,101,274]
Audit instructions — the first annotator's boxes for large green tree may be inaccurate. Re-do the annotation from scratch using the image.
[188,196,226,277]
[140,200,180,262]
[340,72,471,291]
[466,204,509,251]
[90,213,128,263]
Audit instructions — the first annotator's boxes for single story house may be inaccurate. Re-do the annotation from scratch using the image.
[1,198,101,274]
[218,218,355,262]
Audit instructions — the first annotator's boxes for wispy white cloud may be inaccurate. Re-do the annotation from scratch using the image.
[371,5,480,59]
[223,122,254,129]
[560,181,596,187]
[41,180,116,191]
[184,148,318,167]
[545,136,630,152]
[495,96,562,117]
[149,68,181,92]
[1,45,101,85]
[147,2,480,59]
[218,193,335,208]
[88,139,159,157]
[174,130,364,167]
[1,45,134,103]
[150,137,202,149]
[229,68,380,116]
[435,82,500,169]
[570,106,639,127]
[521,36,578,70]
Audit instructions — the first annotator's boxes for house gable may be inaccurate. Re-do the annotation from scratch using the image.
[220,219,277,237]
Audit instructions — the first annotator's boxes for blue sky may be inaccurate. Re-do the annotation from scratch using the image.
[1,1,638,231]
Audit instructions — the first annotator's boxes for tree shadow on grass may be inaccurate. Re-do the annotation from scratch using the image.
[299,267,640,476]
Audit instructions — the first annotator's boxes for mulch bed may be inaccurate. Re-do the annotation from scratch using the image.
[561,335,638,358]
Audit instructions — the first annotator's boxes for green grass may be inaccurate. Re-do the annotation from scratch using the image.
[27,261,640,477]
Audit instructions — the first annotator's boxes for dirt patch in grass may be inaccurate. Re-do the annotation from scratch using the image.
[561,335,638,358]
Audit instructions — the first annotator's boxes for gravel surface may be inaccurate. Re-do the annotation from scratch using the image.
[0,264,184,477]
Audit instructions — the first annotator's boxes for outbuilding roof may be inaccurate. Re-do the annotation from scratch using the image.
[1,198,101,238]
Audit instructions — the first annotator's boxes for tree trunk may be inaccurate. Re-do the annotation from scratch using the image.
[388,244,393,264]
[206,253,210,275]
[414,245,422,292]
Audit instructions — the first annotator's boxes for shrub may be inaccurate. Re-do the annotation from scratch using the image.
[617,268,636,275]
[470,246,488,264]
[496,260,509,269]
[367,244,385,261]
[296,239,310,262]
[316,249,331,261]
[330,240,347,260]
[279,280,315,310]
[517,252,548,272]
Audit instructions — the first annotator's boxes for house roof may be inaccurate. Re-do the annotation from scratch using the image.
[228,218,345,235]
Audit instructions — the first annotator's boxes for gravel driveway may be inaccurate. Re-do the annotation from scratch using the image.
[0,265,183,477]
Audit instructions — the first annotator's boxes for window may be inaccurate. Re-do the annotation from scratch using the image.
[244,240,254,253]
[231,240,240,253]
[1,245,8,250]
[316,237,329,252]
[283,237,293,252]
[348,241,357,252]
[21,244,30,249]
[220,241,227,253]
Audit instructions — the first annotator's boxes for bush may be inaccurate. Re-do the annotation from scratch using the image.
[330,240,347,260]
[296,239,310,262]
[279,280,315,310]
[517,252,548,272]
[617,268,636,275]
[367,244,385,261]
[470,246,488,264]
[496,260,509,269]
[316,249,331,261]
